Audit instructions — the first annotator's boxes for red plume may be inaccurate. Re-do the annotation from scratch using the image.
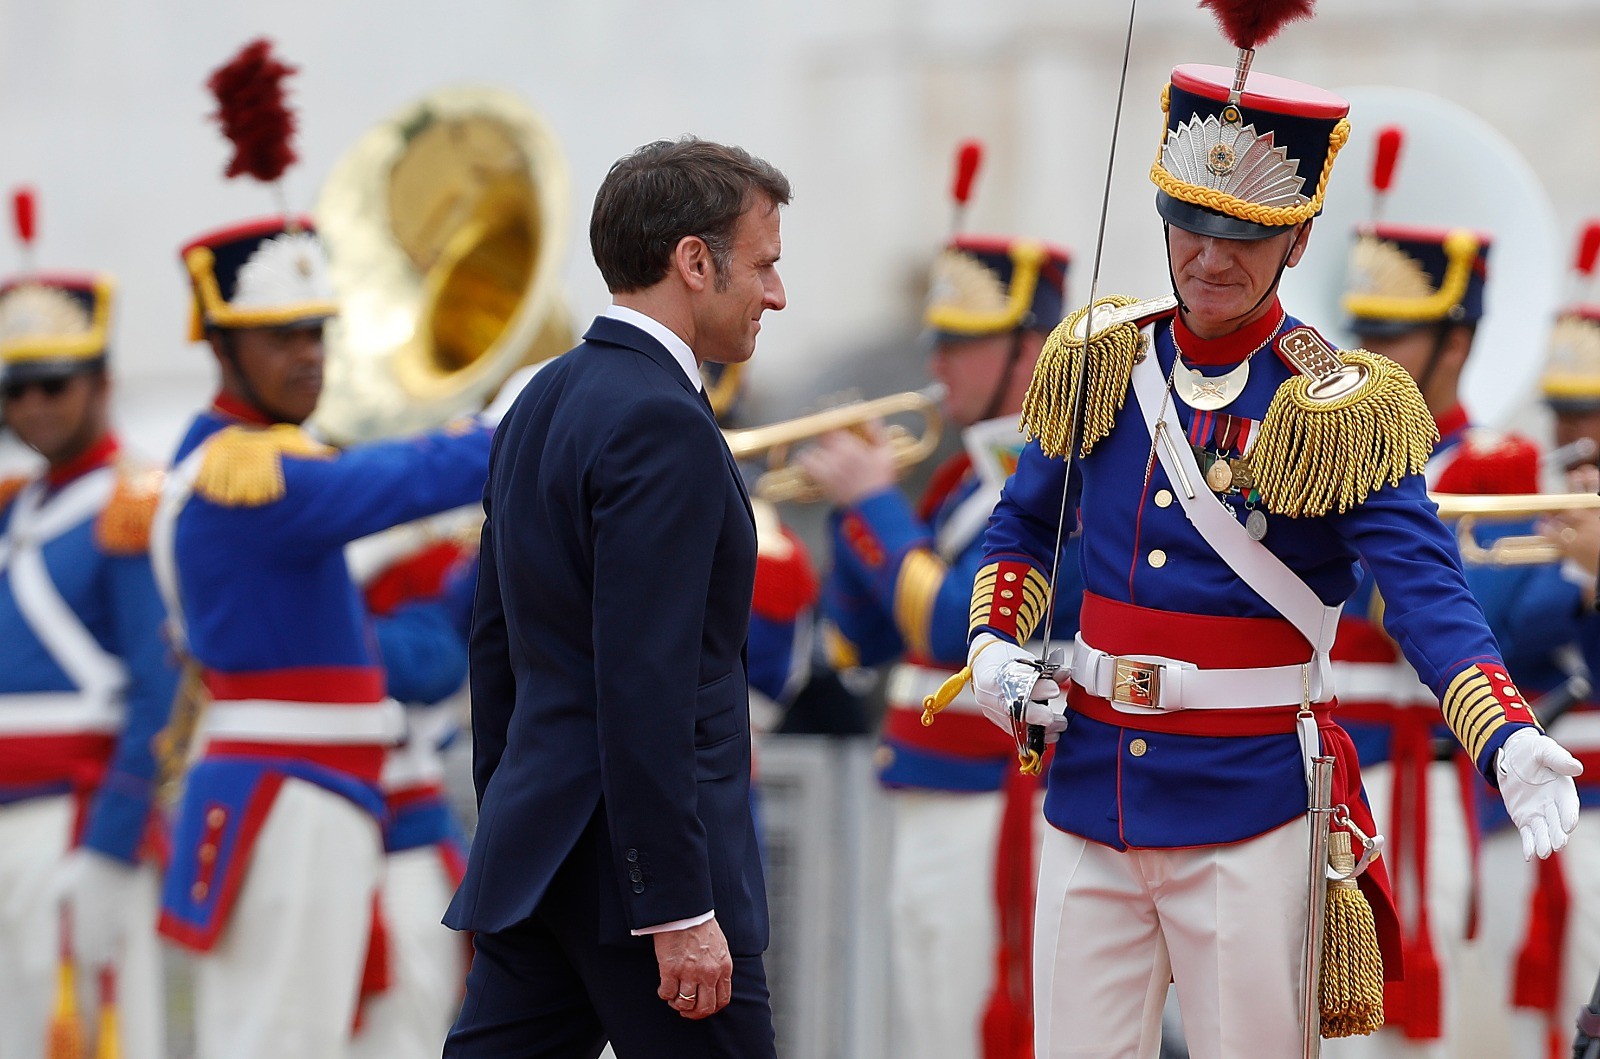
[1575,222,1600,279]
[952,140,984,207]
[1197,0,1316,50]
[1372,126,1403,193]
[206,38,299,183]
[12,187,36,247]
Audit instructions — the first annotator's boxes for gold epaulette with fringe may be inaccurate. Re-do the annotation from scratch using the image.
[1253,327,1438,518]
[194,424,334,508]
[96,464,164,555]
[1021,294,1177,458]
[0,475,28,515]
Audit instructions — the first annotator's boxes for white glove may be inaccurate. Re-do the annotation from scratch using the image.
[57,849,139,970]
[1497,728,1583,861]
[479,362,546,428]
[969,633,1069,744]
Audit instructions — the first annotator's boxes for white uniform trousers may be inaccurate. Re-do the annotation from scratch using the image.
[193,777,383,1059]
[349,846,468,1059]
[1324,760,1471,1059]
[1467,819,1600,1059]
[1033,817,1311,1059]
[0,794,164,1059]
[887,787,1006,1059]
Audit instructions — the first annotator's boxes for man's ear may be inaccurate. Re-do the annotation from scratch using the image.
[674,235,712,293]
[1286,220,1314,269]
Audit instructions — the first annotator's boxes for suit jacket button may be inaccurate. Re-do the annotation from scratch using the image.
[626,849,639,863]
[632,882,646,894]
[629,868,642,882]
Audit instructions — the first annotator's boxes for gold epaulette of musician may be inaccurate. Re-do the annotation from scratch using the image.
[1252,326,1438,518]
[1020,294,1178,458]
[96,464,164,555]
[194,424,334,507]
[0,475,27,514]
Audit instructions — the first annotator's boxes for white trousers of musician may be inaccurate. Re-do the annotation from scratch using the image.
[1034,817,1310,1059]
[0,793,164,1059]
[1468,819,1600,1059]
[349,846,468,1059]
[194,777,383,1059]
[1323,760,1471,1059]
[887,787,1005,1059]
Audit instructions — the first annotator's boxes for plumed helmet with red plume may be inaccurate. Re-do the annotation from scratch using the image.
[207,38,300,184]
[1151,0,1349,241]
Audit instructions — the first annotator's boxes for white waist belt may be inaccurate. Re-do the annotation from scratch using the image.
[202,698,405,746]
[1073,634,1329,715]
[1329,661,1435,708]
[380,738,447,791]
[0,693,124,736]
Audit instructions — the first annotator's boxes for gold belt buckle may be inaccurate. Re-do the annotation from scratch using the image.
[1112,658,1162,709]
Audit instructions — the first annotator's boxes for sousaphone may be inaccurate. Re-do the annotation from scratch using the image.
[311,85,573,444]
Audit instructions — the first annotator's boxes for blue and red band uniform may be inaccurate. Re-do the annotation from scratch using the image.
[157,217,494,949]
[972,63,1547,981]
[1328,217,1536,1035]
[1463,271,1600,1022]
[823,235,1079,793]
[0,272,175,865]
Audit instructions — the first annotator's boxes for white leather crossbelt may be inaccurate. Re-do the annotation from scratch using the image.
[1073,634,1325,715]
[201,698,405,745]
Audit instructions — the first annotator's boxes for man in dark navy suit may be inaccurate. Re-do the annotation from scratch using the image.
[444,138,790,1058]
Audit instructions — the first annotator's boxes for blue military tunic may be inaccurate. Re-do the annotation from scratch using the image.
[974,299,1538,851]
[157,397,491,949]
[0,435,177,862]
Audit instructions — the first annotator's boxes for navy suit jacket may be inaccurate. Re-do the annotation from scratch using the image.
[445,315,769,957]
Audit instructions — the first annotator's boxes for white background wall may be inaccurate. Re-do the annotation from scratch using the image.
[2,0,1598,463]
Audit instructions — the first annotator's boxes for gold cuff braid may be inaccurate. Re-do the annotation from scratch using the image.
[968,561,1051,642]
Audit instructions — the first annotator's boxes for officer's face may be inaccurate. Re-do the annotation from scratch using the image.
[696,199,786,366]
[228,325,325,425]
[930,330,1044,428]
[1168,224,1311,339]
[3,370,107,464]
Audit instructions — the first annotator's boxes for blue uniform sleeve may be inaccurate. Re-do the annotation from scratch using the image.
[1466,540,1586,673]
[375,602,469,706]
[818,558,904,668]
[1330,473,1539,778]
[265,425,493,554]
[747,613,800,703]
[974,441,1082,645]
[83,554,180,863]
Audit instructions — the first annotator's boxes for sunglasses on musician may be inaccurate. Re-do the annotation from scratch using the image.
[2,377,72,402]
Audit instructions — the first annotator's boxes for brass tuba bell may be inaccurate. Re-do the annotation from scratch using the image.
[311,86,574,444]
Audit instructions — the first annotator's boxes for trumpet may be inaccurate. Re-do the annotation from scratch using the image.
[1429,491,1600,566]
[726,386,945,503]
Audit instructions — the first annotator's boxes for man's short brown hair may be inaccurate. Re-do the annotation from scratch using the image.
[590,138,791,294]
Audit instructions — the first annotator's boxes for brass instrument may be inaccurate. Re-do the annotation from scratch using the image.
[1430,491,1600,566]
[725,386,945,503]
[310,85,574,444]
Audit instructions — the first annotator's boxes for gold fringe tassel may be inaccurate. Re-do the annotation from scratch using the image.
[94,1000,118,1059]
[0,475,27,513]
[1020,295,1143,459]
[47,960,86,1059]
[96,470,163,555]
[1252,350,1437,518]
[1320,830,1386,1038]
[194,425,333,508]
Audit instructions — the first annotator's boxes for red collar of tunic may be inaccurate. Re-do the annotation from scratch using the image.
[1172,298,1286,366]
[45,432,120,488]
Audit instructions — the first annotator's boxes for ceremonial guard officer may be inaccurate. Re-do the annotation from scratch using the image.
[0,259,173,1059]
[1326,129,1538,1056]
[1470,221,1600,1058]
[803,224,1077,1057]
[151,39,496,1059]
[957,5,1582,1053]
[350,536,475,1059]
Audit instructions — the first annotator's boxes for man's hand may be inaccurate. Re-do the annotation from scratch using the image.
[57,849,138,969]
[795,423,899,507]
[1497,728,1583,861]
[969,633,1068,743]
[1540,465,1600,590]
[654,917,734,1020]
